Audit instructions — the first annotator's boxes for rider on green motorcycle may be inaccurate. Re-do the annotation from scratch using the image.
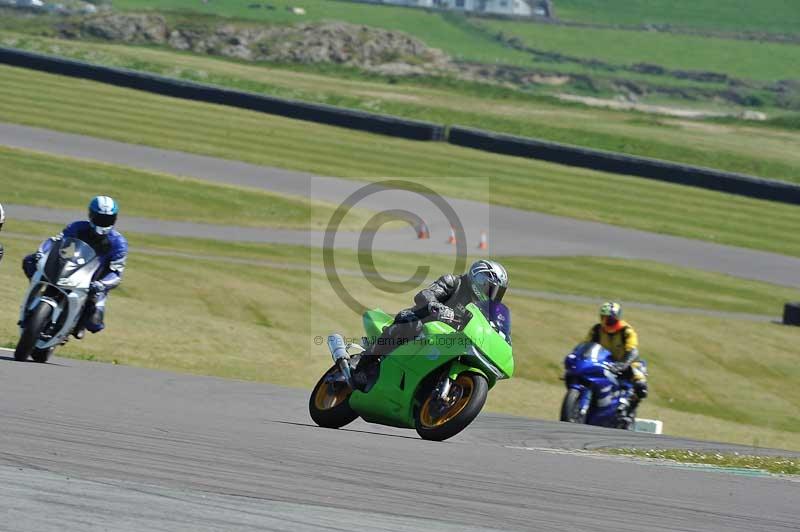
[355,259,509,384]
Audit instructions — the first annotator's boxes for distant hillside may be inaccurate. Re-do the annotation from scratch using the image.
[5,0,800,114]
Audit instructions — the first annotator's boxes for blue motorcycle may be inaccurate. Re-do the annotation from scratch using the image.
[560,342,647,430]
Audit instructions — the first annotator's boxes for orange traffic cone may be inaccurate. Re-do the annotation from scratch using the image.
[478,231,488,250]
[447,226,457,245]
[417,220,430,239]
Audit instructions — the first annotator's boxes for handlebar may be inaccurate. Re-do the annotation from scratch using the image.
[451,309,473,332]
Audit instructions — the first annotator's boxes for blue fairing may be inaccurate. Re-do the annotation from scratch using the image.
[563,343,645,427]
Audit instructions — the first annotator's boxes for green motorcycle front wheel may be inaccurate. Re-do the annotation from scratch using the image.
[415,373,488,441]
[309,365,359,429]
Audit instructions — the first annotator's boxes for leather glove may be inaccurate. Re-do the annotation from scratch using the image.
[394,309,419,324]
[89,281,106,295]
[428,302,455,323]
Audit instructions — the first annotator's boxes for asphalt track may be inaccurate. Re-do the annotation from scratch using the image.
[3,123,800,289]
[0,352,797,532]
[2,123,799,531]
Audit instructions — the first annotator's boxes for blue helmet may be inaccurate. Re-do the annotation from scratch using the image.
[88,196,119,235]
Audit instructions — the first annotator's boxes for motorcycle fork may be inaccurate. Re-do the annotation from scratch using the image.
[435,374,453,401]
[578,388,593,417]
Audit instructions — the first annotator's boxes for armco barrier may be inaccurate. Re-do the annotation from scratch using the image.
[449,126,800,206]
[0,47,444,141]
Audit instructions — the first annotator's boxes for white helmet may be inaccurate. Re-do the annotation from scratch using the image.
[0,203,5,232]
[468,259,508,303]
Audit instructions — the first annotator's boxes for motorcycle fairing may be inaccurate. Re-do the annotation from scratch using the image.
[564,342,637,427]
[350,303,511,428]
[19,238,101,350]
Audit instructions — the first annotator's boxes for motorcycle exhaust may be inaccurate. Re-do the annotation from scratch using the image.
[327,334,353,386]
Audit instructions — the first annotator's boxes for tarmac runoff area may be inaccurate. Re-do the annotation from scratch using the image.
[0,350,797,532]
[2,122,800,290]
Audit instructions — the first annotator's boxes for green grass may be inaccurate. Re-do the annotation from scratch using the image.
[2,64,800,259]
[112,0,800,54]
[605,449,800,475]
[0,146,375,229]
[2,223,798,450]
[479,19,800,82]
[4,34,799,184]
[503,257,800,315]
[105,0,800,101]
[553,0,800,35]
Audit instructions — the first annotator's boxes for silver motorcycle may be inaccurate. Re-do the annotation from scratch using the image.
[15,237,101,363]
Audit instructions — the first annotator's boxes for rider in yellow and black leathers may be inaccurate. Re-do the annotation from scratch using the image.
[585,302,648,418]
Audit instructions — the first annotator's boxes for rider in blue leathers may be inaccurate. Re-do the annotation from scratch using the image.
[22,196,128,339]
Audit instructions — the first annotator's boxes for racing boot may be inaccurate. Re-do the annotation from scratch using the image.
[351,352,381,391]
[72,315,88,340]
[616,397,635,429]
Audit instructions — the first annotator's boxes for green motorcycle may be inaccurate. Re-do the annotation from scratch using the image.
[309,301,513,441]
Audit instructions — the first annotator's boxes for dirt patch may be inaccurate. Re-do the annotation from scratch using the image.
[353,90,422,103]
[556,94,767,120]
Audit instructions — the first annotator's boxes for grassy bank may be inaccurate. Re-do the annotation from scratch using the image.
[552,0,800,34]
[4,34,799,183]
[1,224,798,450]
[113,0,532,65]
[113,0,800,48]
[102,1,800,114]
[478,19,800,82]
[2,65,800,259]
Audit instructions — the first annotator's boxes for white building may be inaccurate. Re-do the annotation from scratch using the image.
[482,0,532,16]
[390,0,537,17]
[15,0,45,7]
[382,0,434,7]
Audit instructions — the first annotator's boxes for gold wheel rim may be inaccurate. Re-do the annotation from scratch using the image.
[419,375,474,428]
[314,371,351,411]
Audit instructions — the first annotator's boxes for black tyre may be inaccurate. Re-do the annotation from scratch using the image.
[309,365,359,429]
[14,302,52,362]
[31,347,55,364]
[560,388,587,423]
[415,373,488,442]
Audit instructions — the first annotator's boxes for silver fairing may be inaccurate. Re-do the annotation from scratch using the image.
[18,238,101,349]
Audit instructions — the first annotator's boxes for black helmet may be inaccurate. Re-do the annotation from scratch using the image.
[468,259,508,303]
[88,196,119,235]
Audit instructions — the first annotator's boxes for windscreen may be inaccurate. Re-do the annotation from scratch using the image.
[572,342,605,362]
[479,301,511,344]
[54,238,99,284]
